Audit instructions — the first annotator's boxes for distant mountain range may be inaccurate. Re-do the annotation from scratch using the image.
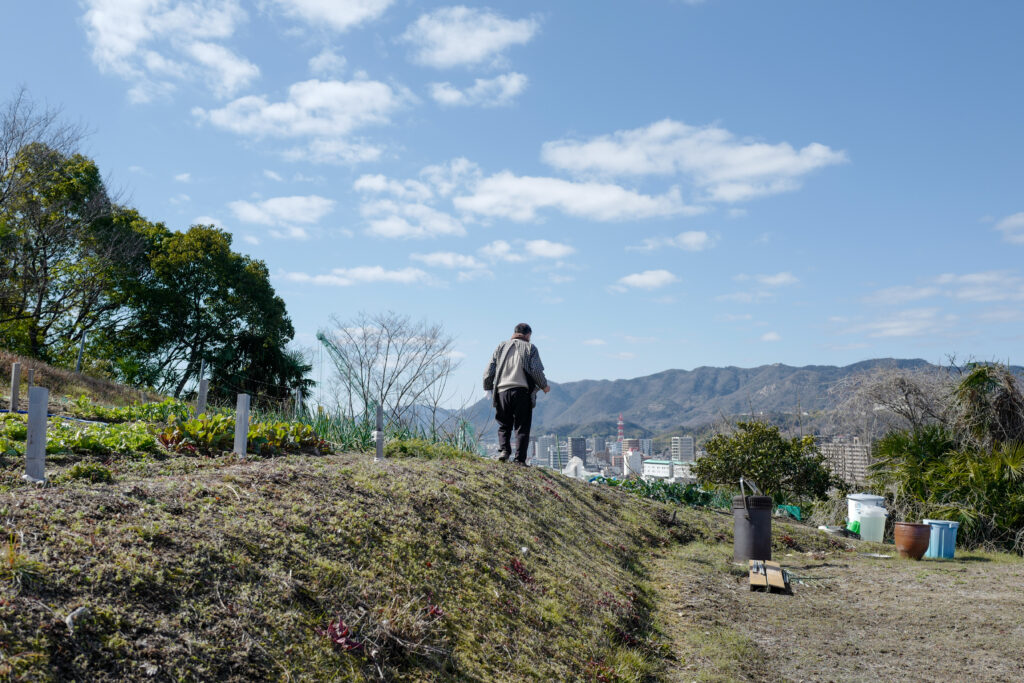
[464,358,942,440]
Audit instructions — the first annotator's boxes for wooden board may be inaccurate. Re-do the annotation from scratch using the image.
[749,559,791,593]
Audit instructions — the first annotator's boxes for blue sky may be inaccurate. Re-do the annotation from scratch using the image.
[3,1,1023,406]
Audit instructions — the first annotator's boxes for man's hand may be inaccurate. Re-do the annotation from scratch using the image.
[543,386,551,394]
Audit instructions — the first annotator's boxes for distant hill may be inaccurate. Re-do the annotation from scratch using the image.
[465,358,941,439]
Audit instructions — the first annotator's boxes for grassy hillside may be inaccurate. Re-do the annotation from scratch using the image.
[1,447,733,681]
[1,351,162,411]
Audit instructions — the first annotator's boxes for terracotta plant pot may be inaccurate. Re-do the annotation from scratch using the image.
[893,522,931,560]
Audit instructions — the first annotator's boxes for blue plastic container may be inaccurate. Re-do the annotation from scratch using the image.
[922,519,959,559]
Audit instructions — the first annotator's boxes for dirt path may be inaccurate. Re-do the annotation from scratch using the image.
[654,540,1024,682]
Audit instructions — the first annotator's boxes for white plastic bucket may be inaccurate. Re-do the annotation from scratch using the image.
[858,505,887,542]
[847,493,885,524]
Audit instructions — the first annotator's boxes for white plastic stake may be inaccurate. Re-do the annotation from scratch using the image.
[25,386,48,483]
[233,393,250,457]
[294,388,303,417]
[374,403,384,462]
[26,368,34,388]
[197,379,209,415]
[9,362,20,411]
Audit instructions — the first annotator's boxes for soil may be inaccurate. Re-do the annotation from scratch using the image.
[655,537,1024,682]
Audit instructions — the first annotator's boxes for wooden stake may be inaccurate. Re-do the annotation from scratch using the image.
[25,386,48,483]
[233,394,250,457]
[197,379,209,416]
[374,403,384,462]
[9,362,20,412]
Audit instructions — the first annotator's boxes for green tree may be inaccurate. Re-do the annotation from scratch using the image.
[693,421,838,502]
[0,142,145,360]
[120,224,307,400]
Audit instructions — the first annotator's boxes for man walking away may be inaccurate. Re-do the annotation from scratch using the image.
[483,323,551,465]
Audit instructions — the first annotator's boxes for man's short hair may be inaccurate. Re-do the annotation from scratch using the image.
[514,323,532,336]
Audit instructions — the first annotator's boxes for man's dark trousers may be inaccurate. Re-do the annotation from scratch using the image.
[496,387,532,462]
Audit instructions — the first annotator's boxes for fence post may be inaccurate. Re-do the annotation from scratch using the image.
[74,333,86,373]
[24,386,48,483]
[374,403,384,462]
[197,379,209,416]
[9,362,20,412]
[233,394,250,457]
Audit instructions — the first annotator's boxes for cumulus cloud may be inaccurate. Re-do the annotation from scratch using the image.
[174,172,191,182]
[617,270,678,290]
[354,174,433,201]
[995,212,1024,244]
[228,195,335,225]
[263,169,284,181]
[281,266,429,286]
[541,118,846,202]
[410,251,485,269]
[361,200,464,238]
[272,0,393,32]
[478,239,573,262]
[628,230,714,252]
[308,48,347,76]
[454,172,698,222]
[82,0,253,101]
[760,331,781,342]
[430,73,527,107]
[194,78,412,163]
[401,6,539,68]
[184,41,259,97]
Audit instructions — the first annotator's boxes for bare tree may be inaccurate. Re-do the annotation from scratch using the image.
[317,311,461,427]
[829,364,956,437]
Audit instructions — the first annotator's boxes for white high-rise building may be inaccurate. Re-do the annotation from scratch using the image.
[671,436,695,461]
[536,435,557,467]
[639,438,653,457]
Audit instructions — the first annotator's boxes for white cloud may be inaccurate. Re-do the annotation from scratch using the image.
[863,285,940,305]
[269,225,310,240]
[410,252,485,269]
[281,266,429,286]
[273,0,393,31]
[308,48,347,76]
[174,172,191,182]
[850,309,955,338]
[194,78,412,163]
[430,73,527,107]
[628,230,714,252]
[935,271,1024,302]
[617,270,678,290]
[420,158,481,196]
[263,169,284,181]
[361,200,464,238]
[169,193,190,204]
[82,0,251,101]
[242,234,261,245]
[479,240,524,262]
[524,239,574,259]
[354,174,433,201]
[868,271,1024,305]
[541,118,846,202]
[715,290,773,303]
[184,41,259,97]
[228,195,335,225]
[995,212,1024,244]
[582,338,606,346]
[401,6,539,68]
[196,78,409,137]
[760,331,781,342]
[454,172,698,222]
[192,214,225,227]
[478,239,573,262]
[755,272,798,286]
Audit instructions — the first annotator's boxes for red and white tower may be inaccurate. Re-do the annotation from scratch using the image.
[617,413,624,443]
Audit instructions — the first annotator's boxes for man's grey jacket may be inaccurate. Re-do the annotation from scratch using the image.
[482,337,548,408]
